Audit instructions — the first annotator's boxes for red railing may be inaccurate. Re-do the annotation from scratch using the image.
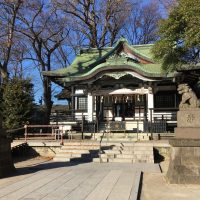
[24,124,69,143]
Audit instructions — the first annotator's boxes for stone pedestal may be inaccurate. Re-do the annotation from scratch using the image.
[175,110,200,138]
[166,110,200,184]
[167,139,200,184]
[0,137,15,177]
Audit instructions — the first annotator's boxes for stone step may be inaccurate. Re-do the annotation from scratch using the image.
[100,138,137,142]
[55,153,82,158]
[103,150,121,154]
[112,147,153,152]
[59,149,90,154]
[53,157,70,162]
[100,154,115,159]
[103,150,153,155]
[100,154,136,159]
[136,158,154,163]
[108,158,133,163]
[93,158,108,163]
[61,146,99,150]
[101,153,153,159]
[115,154,135,159]
[93,157,154,163]
[134,143,153,147]
[135,154,154,159]
[63,142,100,146]
[133,150,153,155]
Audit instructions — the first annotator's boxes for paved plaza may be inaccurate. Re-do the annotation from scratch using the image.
[0,158,159,200]
[1,158,200,200]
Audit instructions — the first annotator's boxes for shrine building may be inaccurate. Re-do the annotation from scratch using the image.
[43,38,178,132]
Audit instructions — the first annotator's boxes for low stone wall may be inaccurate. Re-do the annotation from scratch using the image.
[0,138,15,177]
[31,146,61,157]
[27,141,61,157]
[167,139,200,184]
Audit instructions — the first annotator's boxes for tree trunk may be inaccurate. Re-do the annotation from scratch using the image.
[43,76,52,124]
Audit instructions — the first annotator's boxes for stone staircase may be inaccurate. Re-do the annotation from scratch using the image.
[97,122,151,142]
[53,142,101,162]
[93,142,154,163]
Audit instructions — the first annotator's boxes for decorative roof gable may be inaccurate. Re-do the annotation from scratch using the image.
[43,38,172,87]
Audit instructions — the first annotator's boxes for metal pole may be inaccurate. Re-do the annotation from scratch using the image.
[137,120,139,141]
[150,109,153,140]
[81,113,84,140]
[24,125,27,142]
[60,125,64,145]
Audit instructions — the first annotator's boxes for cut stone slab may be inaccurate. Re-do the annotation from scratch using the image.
[167,139,200,184]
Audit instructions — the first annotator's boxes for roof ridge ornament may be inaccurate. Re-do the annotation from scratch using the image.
[105,72,128,80]
[106,50,139,64]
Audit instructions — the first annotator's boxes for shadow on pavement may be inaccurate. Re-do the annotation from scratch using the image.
[3,159,83,179]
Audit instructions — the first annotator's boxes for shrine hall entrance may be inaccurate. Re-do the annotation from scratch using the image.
[114,103,135,118]
[102,94,147,121]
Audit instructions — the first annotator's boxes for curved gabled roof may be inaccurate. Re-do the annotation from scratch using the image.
[43,38,172,86]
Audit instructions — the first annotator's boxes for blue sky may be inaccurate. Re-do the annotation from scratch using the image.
[24,0,167,106]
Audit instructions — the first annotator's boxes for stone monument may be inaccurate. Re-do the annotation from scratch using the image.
[167,83,200,184]
[0,109,15,177]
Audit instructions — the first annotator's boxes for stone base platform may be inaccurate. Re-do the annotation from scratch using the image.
[176,110,200,139]
[175,127,200,139]
[166,139,200,184]
[0,138,15,177]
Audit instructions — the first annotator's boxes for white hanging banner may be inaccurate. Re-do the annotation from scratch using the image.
[109,88,148,95]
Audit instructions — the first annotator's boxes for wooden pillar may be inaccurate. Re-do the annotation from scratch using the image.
[71,86,75,120]
[148,87,154,121]
[144,94,147,120]
[122,95,125,121]
[87,93,93,122]
[96,96,100,120]
[100,96,104,121]
[112,96,115,121]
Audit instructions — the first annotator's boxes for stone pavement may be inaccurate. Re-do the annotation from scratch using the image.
[141,160,200,200]
[0,158,160,200]
[141,172,200,200]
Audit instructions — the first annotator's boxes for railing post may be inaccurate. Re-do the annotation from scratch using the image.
[24,125,28,142]
[51,125,56,141]
[96,116,99,133]
[60,125,64,145]
[137,120,139,141]
[150,109,153,140]
[81,113,84,140]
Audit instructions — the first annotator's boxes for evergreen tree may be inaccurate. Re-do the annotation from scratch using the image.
[2,77,34,129]
[152,0,200,72]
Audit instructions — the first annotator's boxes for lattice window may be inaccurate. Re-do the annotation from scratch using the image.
[77,96,88,110]
[154,92,176,108]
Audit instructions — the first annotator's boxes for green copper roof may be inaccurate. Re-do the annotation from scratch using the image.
[43,38,171,85]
